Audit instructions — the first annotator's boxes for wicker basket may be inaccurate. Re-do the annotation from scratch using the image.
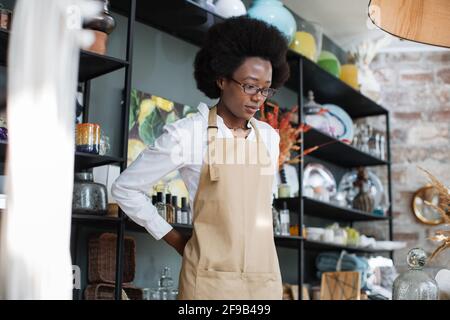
[88,233,136,284]
[84,283,143,300]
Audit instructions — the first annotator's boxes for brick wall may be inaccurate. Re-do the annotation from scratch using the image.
[358,51,450,269]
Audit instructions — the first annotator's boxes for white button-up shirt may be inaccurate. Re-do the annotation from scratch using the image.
[111,102,280,240]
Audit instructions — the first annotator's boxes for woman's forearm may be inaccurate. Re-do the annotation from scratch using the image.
[163,229,190,256]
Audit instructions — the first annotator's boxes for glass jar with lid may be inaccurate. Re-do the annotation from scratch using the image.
[72,170,107,215]
[157,267,178,300]
[303,91,333,136]
[83,0,116,55]
[392,248,439,300]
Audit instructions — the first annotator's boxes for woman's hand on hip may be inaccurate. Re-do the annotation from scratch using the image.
[162,229,190,256]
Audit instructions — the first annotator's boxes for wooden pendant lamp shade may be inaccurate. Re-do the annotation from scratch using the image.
[368,0,450,48]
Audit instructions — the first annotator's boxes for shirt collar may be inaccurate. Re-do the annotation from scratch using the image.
[197,102,253,129]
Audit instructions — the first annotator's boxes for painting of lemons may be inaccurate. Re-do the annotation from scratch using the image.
[128,89,198,203]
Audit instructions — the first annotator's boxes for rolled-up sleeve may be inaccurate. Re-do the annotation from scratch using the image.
[111,123,185,240]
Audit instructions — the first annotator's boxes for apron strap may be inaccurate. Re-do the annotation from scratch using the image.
[207,106,220,181]
[249,117,263,162]
[249,117,262,142]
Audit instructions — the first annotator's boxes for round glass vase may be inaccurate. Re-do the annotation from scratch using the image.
[392,248,439,300]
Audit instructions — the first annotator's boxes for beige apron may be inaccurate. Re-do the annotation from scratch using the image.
[178,106,282,300]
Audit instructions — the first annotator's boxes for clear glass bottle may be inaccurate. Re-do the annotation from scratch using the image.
[392,248,439,300]
[181,197,189,225]
[156,192,166,221]
[279,202,290,236]
[379,135,386,160]
[75,84,84,124]
[171,196,181,224]
[176,204,183,224]
[99,129,111,156]
[188,210,193,225]
[272,206,281,236]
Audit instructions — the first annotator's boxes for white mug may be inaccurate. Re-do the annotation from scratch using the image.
[322,229,334,243]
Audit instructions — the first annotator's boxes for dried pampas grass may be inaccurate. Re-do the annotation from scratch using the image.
[419,167,450,260]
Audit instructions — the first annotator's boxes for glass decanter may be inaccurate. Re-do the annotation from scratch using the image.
[392,248,439,300]
[158,267,178,300]
[303,91,333,136]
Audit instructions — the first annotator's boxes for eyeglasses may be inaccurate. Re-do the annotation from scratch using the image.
[229,78,277,98]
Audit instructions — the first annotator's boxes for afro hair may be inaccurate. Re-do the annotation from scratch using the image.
[194,16,290,99]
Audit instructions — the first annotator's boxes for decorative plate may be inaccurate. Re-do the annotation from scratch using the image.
[338,169,385,211]
[322,103,354,143]
[303,163,337,202]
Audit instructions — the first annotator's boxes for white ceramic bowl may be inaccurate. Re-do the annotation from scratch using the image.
[306,227,325,241]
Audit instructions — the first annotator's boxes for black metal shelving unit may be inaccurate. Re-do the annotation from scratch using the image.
[0,1,135,300]
[0,0,393,300]
[74,153,124,171]
[72,214,122,226]
[125,218,393,254]
[303,128,388,167]
[303,239,392,254]
[274,197,390,222]
[0,30,128,82]
[0,145,124,171]
[286,55,393,299]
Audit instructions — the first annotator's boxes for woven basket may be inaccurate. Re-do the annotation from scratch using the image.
[84,283,143,300]
[88,233,136,284]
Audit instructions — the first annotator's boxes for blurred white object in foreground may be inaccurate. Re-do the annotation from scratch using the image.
[0,0,100,299]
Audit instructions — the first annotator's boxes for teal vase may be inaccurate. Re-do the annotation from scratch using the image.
[248,0,297,45]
